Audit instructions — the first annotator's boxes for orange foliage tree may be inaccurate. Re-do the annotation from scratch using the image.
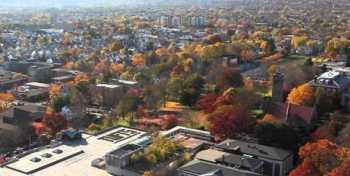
[0,93,15,102]
[292,139,350,175]
[111,63,124,74]
[74,73,90,84]
[258,114,280,123]
[287,83,314,106]
[42,108,67,135]
[94,60,110,73]
[132,53,146,67]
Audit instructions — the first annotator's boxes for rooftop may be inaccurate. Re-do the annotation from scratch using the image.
[0,127,147,176]
[319,71,340,79]
[96,84,121,89]
[216,139,292,161]
[178,159,261,176]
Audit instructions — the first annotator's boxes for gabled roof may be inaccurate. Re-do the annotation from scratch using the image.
[265,102,316,124]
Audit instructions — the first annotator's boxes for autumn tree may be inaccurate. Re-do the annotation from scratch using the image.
[255,121,300,151]
[289,159,321,176]
[287,83,314,106]
[291,36,308,49]
[295,139,350,175]
[258,114,280,123]
[110,63,124,74]
[132,53,146,67]
[0,93,15,102]
[208,104,255,141]
[216,67,243,90]
[328,158,350,176]
[116,93,142,120]
[42,109,67,135]
[195,93,219,113]
[161,114,178,130]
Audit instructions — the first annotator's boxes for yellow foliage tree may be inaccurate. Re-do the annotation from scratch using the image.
[287,83,314,106]
[291,36,308,49]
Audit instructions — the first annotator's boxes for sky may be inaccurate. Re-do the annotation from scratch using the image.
[0,0,146,8]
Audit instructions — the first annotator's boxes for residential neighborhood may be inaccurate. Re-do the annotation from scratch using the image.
[1,0,350,175]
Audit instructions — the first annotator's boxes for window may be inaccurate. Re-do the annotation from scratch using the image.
[263,161,273,176]
[274,163,280,176]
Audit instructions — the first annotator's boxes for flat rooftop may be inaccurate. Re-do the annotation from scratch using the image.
[0,127,147,176]
[96,84,121,89]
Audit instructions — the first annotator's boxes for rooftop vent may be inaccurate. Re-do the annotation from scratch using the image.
[233,146,240,152]
[52,149,63,154]
[30,157,41,163]
[41,153,52,158]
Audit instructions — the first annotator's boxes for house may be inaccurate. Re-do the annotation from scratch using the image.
[309,70,350,105]
[264,101,317,128]
[92,84,125,107]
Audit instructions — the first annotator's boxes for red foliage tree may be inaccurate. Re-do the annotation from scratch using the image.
[296,139,350,174]
[208,105,255,141]
[216,67,243,90]
[195,93,219,113]
[42,110,67,135]
[289,159,321,176]
[328,158,350,176]
[161,114,178,130]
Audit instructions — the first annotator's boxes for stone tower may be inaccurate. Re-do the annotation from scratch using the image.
[272,72,284,102]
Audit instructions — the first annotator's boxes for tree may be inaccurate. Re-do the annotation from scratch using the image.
[287,83,314,106]
[94,60,110,74]
[143,84,166,110]
[195,93,219,113]
[216,67,243,90]
[180,74,205,106]
[74,73,90,93]
[161,114,178,130]
[209,105,255,141]
[111,63,124,74]
[291,36,308,49]
[284,64,316,92]
[132,53,146,67]
[42,109,67,135]
[0,93,15,102]
[167,77,184,99]
[289,159,321,176]
[328,158,350,176]
[52,94,71,112]
[116,93,142,119]
[255,121,300,151]
[143,171,152,176]
[258,114,280,123]
[297,139,350,174]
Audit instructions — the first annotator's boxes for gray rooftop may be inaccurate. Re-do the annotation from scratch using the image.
[216,139,292,161]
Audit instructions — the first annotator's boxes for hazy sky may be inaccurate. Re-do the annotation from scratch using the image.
[0,0,143,8]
